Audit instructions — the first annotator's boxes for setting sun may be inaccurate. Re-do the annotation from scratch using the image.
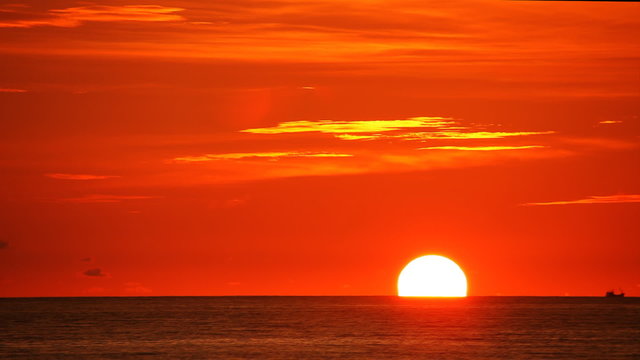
[398,255,468,297]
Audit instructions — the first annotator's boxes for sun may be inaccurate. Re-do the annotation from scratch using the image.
[397,255,467,297]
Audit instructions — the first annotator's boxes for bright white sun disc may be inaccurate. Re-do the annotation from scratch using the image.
[398,255,467,297]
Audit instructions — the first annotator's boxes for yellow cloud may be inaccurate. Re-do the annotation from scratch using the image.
[334,134,382,140]
[522,194,640,206]
[241,117,454,134]
[401,131,555,140]
[242,117,554,143]
[174,151,352,162]
[335,130,553,141]
[156,116,562,184]
[420,146,545,151]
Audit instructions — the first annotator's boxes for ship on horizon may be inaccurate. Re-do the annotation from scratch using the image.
[605,290,625,297]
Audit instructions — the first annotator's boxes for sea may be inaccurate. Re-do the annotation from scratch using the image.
[1,296,639,359]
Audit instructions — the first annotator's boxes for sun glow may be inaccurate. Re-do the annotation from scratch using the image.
[398,255,467,297]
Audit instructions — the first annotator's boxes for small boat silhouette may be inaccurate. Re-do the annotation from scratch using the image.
[605,290,625,297]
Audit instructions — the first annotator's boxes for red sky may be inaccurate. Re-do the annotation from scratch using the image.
[0,0,639,297]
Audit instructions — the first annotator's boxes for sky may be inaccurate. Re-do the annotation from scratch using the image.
[0,0,639,297]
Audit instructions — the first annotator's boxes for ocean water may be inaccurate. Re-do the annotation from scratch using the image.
[1,296,639,359]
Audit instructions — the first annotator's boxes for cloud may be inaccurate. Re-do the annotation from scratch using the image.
[420,146,546,151]
[334,134,381,140]
[0,88,27,93]
[558,137,637,150]
[522,194,640,206]
[45,173,120,180]
[80,257,93,262]
[0,241,7,249]
[83,268,108,277]
[242,117,554,143]
[174,151,352,162]
[598,120,623,125]
[241,117,454,134]
[337,131,554,141]
[0,0,637,106]
[158,115,563,184]
[58,194,157,203]
[396,131,555,141]
[0,5,184,28]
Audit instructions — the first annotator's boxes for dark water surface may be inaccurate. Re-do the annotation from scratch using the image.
[1,296,639,359]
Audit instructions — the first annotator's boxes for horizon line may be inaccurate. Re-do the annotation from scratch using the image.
[0,295,635,299]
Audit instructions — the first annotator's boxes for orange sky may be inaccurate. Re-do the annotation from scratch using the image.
[0,0,639,297]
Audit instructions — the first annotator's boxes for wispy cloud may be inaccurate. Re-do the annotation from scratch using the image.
[559,137,637,150]
[0,0,636,106]
[598,120,623,125]
[159,115,562,183]
[241,117,454,135]
[522,194,640,206]
[58,194,157,203]
[243,117,554,142]
[174,151,352,162]
[420,146,546,151]
[45,173,120,180]
[0,88,27,93]
[334,134,381,140]
[398,131,555,141]
[339,132,554,141]
[335,127,555,141]
[0,5,184,28]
